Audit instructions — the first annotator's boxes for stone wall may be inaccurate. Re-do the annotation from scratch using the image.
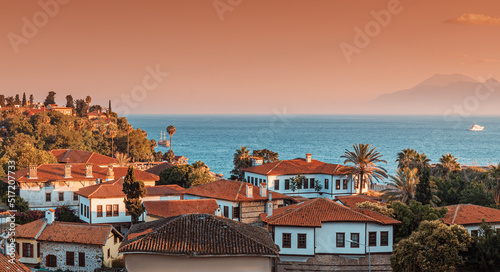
[40,241,102,272]
[240,199,283,225]
[276,254,392,272]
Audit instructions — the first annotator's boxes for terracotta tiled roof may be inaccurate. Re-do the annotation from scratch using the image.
[243,158,344,176]
[355,209,400,225]
[15,219,46,239]
[9,164,158,183]
[145,185,184,196]
[87,111,104,116]
[144,199,218,218]
[50,149,118,165]
[0,254,31,272]
[182,180,294,202]
[38,221,120,245]
[336,195,385,209]
[76,179,180,199]
[119,214,279,257]
[261,198,400,227]
[144,162,175,175]
[442,204,500,225]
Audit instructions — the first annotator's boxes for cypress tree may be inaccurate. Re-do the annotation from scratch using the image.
[415,167,432,205]
[122,166,146,224]
[22,92,27,106]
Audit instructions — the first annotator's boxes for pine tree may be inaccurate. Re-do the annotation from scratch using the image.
[14,94,21,105]
[66,95,75,109]
[44,91,56,106]
[415,167,432,205]
[122,166,146,224]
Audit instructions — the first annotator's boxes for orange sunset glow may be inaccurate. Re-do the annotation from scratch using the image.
[1,0,500,114]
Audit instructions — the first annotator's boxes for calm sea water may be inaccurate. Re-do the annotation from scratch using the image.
[126,115,500,181]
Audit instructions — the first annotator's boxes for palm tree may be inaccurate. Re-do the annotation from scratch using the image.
[396,148,430,172]
[126,124,133,155]
[340,143,388,194]
[107,125,118,157]
[166,125,176,150]
[115,152,131,167]
[382,167,419,204]
[414,153,431,171]
[396,148,418,169]
[231,146,251,180]
[438,153,461,176]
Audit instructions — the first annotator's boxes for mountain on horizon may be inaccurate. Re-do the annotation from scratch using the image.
[365,74,500,115]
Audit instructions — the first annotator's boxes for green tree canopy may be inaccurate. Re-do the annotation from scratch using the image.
[252,149,279,164]
[43,91,56,106]
[390,200,448,241]
[391,220,471,272]
[415,167,432,205]
[122,166,146,224]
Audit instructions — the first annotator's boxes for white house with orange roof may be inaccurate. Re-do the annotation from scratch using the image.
[261,197,400,266]
[243,153,367,200]
[181,179,295,225]
[441,204,500,237]
[6,164,159,210]
[76,179,183,234]
[14,210,122,271]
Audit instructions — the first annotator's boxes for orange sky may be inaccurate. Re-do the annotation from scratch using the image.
[1,0,499,114]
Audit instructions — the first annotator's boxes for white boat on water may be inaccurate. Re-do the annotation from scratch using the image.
[469,122,484,131]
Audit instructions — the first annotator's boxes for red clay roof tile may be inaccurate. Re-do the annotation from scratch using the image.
[119,214,279,256]
[262,198,400,227]
[442,204,500,225]
[243,158,344,176]
[336,195,385,209]
[38,221,118,245]
[0,254,31,272]
[9,164,158,184]
[50,149,118,165]
[15,219,46,239]
[76,179,180,199]
[144,199,218,218]
[181,180,293,202]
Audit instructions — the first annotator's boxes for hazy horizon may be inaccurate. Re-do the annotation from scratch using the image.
[2,0,500,115]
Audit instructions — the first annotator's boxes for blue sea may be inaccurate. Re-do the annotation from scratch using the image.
[126,115,500,181]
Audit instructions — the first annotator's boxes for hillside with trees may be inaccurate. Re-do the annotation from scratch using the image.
[0,92,159,172]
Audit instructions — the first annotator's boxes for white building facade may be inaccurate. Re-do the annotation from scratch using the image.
[244,154,368,199]
[262,198,399,262]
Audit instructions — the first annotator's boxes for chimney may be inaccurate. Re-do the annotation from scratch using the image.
[64,164,72,178]
[259,183,267,197]
[306,153,312,163]
[28,165,37,179]
[215,207,222,217]
[266,201,274,217]
[45,209,55,224]
[107,165,114,181]
[246,184,253,198]
[85,164,93,178]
